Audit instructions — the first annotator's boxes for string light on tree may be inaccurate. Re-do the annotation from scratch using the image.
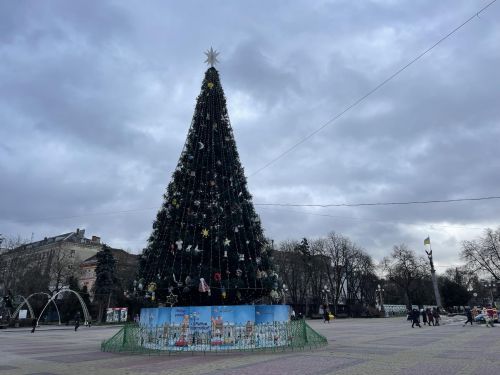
[138,49,276,306]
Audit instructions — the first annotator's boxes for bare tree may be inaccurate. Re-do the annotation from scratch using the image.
[0,236,43,295]
[319,232,352,314]
[461,227,500,280]
[382,244,428,308]
[47,250,75,293]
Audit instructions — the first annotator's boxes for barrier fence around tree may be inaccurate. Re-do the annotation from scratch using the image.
[101,305,327,354]
[101,319,327,354]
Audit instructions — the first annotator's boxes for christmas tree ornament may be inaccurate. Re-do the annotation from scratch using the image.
[199,141,205,150]
[190,171,196,177]
[199,278,210,293]
[256,257,261,264]
[239,253,244,261]
[207,82,214,89]
[147,282,157,293]
[234,227,239,233]
[194,245,202,253]
[204,47,219,67]
[221,287,227,299]
[166,292,178,307]
[223,238,231,246]
[186,245,192,252]
[236,268,242,277]
[214,272,221,282]
[223,250,228,258]
[201,228,209,238]
[270,289,280,301]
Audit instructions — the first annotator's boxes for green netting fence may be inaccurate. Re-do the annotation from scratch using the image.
[101,320,327,354]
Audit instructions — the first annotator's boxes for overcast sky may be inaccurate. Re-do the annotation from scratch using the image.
[1,0,499,272]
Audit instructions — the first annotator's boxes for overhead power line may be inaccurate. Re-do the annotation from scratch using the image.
[5,195,499,223]
[248,0,498,178]
[254,195,500,208]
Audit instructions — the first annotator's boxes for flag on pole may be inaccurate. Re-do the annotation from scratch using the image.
[424,237,431,246]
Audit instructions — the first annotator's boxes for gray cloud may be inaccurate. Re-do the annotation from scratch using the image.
[1,0,499,270]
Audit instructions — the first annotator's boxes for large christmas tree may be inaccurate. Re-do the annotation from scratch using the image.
[139,50,277,306]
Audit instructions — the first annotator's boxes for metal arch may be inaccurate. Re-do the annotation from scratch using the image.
[10,295,35,321]
[11,292,61,325]
[37,289,91,326]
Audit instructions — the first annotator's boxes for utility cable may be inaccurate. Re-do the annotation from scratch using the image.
[248,0,498,178]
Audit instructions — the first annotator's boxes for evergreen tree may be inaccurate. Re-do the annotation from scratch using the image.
[93,244,117,321]
[139,65,276,306]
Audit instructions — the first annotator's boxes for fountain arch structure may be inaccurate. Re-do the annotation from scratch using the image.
[37,289,90,326]
[9,295,35,321]
[11,292,61,324]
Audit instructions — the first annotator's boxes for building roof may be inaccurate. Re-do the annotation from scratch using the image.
[3,228,100,256]
[80,248,138,267]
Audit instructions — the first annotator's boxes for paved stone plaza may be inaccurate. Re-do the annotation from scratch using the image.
[0,317,498,375]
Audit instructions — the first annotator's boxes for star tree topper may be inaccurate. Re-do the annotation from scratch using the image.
[204,47,219,67]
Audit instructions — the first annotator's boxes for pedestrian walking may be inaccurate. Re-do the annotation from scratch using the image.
[463,308,473,326]
[426,308,434,326]
[421,309,428,326]
[432,308,440,326]
[323,308,330,324]
[31,317,37,333]
[411,309,421,328]
[74,311,80,332]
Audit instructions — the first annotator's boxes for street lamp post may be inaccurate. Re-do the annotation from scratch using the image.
[322,285,330,312]
[424,238,442,309]
[376,284,386,317]
[282,284,288,305]
[483,280,496,306]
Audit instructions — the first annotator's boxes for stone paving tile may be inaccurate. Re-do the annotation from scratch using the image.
[438,350,485,360]
[201,355,366,375]
[365,336,440,346]
[332,345,404,355]
[33,351,117,363]
[10,347,84,355]
[0,365,18,371]
[397,361,465,375]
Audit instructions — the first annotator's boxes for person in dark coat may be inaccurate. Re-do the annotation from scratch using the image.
[432,308,440,326]
[421,309,428,326]
[427,308,434,326]
[74,312,80,332]
[411,309,421,328]
[323,307,330,324]
[31,317,37,333]
[463,308,474,326]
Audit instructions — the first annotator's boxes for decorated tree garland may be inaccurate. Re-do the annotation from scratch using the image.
[138,50,278,306]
